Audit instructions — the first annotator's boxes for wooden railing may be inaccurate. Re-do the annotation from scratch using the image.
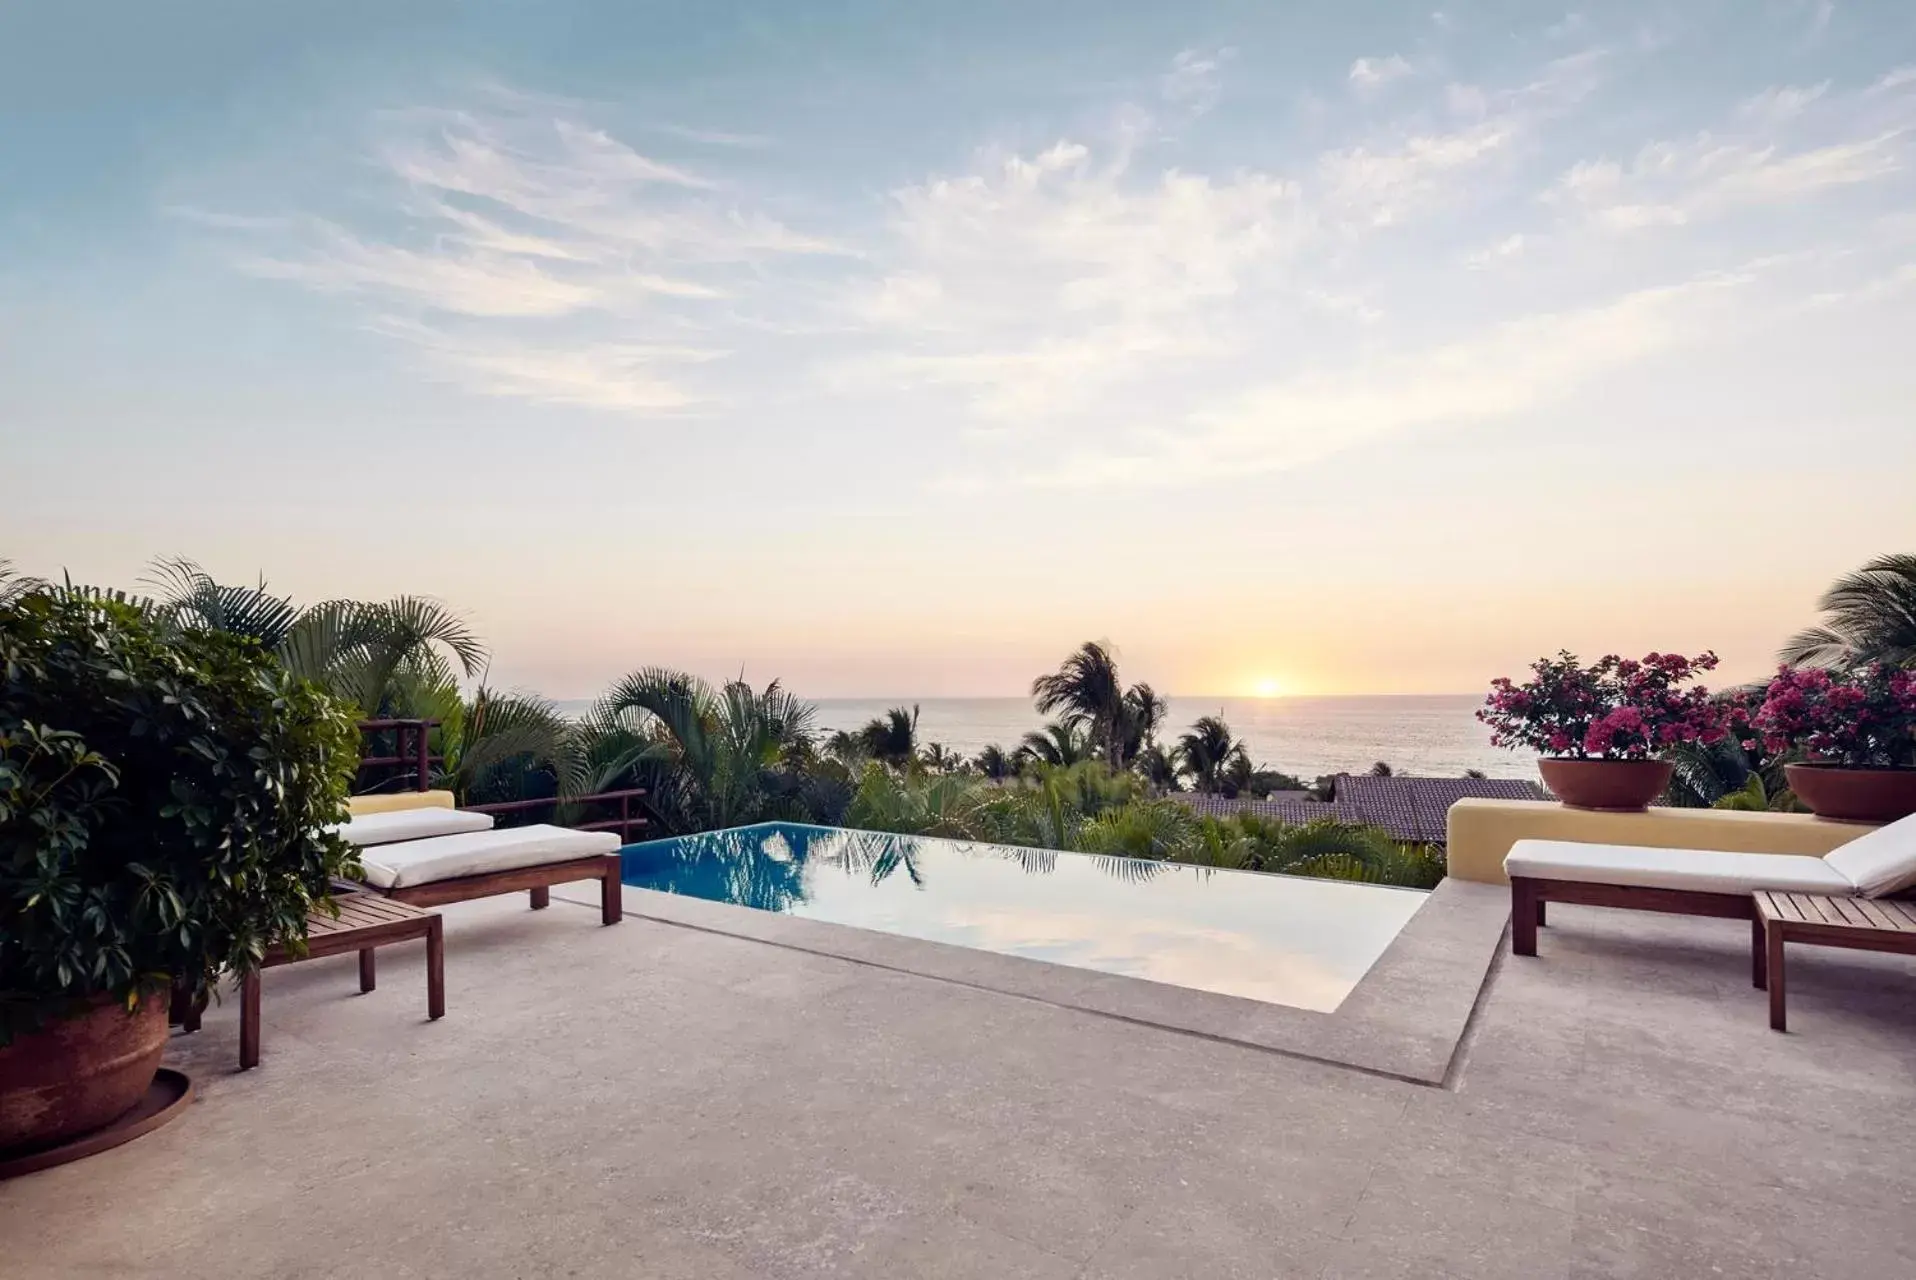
[466,788,650,843]
[356,718,443,792]
[355,719,647,841]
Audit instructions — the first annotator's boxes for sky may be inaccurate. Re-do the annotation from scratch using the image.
[4,0,1915,699]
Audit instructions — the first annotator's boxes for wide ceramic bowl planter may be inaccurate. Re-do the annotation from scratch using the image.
[1538,758,1673,812]
[1784,764,1916,825]
[0,992,169,1154]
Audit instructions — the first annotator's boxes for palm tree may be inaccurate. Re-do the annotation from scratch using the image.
[139,556,487,716]
[1178,715,1249,794]
[973,743,1017,779]
[1077,800,1197,861]
[1368,760,1394,777]
[1019,717,1094,768]
[440,687,586,807]
[0,559,47,606]
[1183,813,1444,888]
[586,668,817,833]
[920,741,968,774]
[823,728,867,766]
[1782,553,1916,670]
[1032,642,1128,767]
[283,595,487,716]
[843,768,985,840]
[1117,682,1168,762]
[857,704,920,770]
[1134,741,1184,792]
[142,557,302,648]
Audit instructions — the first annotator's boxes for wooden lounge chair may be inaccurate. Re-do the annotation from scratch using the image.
[1505,812,1916,973]
[337,806,624,925]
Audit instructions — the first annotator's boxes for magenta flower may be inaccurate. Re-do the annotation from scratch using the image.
[1478,650,1729,762]
[1747,663,1916,769]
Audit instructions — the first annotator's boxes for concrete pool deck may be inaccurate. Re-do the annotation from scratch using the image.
[598,876,1510,1084]
[6,889,1916,1278]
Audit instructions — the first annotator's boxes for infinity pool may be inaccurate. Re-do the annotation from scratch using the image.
[621,823,1427,1012]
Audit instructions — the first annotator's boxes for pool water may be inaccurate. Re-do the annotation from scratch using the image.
[621,823,1427,1012]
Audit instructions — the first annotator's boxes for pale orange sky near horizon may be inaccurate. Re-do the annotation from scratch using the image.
[12,538,1888,702]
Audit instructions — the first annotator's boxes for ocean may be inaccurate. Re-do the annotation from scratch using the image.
[559,694,1538,781]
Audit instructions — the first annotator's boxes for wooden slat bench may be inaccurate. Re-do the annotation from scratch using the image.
[1754,891,1916,1033]
[174,892,446,1068]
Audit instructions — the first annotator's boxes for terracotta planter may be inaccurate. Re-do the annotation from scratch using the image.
[1784,764,1916,825]
[0,992,169,1154]
[1538,758,1674,812]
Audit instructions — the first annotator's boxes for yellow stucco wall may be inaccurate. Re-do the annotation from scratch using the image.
[347,790,457,816]
[1445,799,1878,885]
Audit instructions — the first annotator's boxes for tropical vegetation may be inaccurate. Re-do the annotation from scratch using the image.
[1,592,359,1043]
[1479,650,1729,761]
[1746,663,1916,769]
[1487,552,1916,810]
[1781,553,1916,672]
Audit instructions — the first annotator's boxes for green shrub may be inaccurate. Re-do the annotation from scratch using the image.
[1,594,360,1043]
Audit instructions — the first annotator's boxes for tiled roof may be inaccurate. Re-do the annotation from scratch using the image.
[1172,793,1338,824]
[1169,775,1548,844]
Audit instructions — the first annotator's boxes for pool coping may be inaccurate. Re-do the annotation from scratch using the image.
[560,867,1510,1086]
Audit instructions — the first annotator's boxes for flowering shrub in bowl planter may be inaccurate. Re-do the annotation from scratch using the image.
[1748,664,1916,823]
[1479,651,1729,810]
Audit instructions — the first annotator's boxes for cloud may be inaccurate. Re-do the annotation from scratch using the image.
[1807,261,1916,308]
[834,131,1306,420]
[1161,47,1233,115]
[1463,233,1527,267]
[1545,13,1590,40]
[647,123,773,148]
[1349,55,1415,92]
[371,317,725,410]
[1317,117,1517,226]
[212,99,842,411]
[1551,131,1903,230]
[1875,66,1916,93]
[1321,50,1604,226]
[1737,83,1829,123]
[1019,270,1763,488]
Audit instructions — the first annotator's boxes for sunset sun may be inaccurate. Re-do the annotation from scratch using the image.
[1252,676,1285,698]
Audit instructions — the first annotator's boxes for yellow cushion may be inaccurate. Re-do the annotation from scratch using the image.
[347,790,457,817]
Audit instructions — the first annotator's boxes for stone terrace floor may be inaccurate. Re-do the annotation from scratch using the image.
[5,889,1916,1278]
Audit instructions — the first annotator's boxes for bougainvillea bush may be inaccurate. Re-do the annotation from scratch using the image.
[1478,651,1730,760]
[1747,664,1916,769]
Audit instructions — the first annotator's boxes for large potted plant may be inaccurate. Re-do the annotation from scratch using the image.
[1,592,358,1155]
[1479,651,1729,811]
[1748,663,1916,823]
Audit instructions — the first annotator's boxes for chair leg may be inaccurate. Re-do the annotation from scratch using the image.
[529,886,550,910]
[1511,878,1539,957]
[426,917,446,1021]
[602,856,623,925]
[240,972,262,1070]
[1752,917,1767,990]
[1536,899,1547,928]
[1768,925,1788,1032]
[359,947,377,993]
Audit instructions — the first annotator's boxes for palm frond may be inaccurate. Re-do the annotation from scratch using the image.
[1782,554,1916,670]
[0,559,49,607]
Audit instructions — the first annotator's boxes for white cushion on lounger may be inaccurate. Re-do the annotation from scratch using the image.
[335,806,495,847]
[1505,839,1854,897]
[356,824,620,890]
[1822,813,1916,898]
